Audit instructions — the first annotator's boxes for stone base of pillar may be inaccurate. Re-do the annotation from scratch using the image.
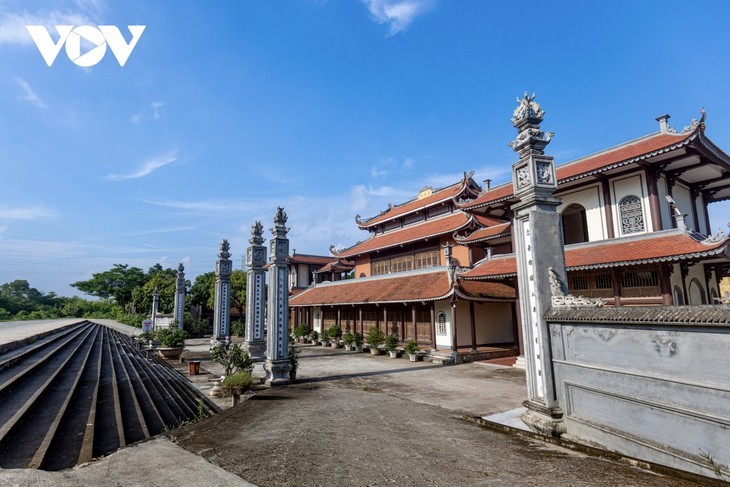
[513,355,526,369]
[263,359,292,386]
[244,340,266,362]
[520,400,566,438]
[210,336,230,348]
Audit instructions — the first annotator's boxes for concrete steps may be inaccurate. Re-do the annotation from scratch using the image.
[0,321,220,470]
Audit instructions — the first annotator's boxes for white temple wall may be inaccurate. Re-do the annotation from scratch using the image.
[556,184,606,241]
[610,174,651,237]
[657,174,671,230]
[313,306,323,333]
[434,300,453,349]
[672,183,696,231]
[686,264,708,305]
[474,302,513,344]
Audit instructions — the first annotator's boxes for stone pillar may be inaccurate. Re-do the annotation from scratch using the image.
[508,93,566,437]
[244,221,267,361]
[151,288,159,331]
[264,207,292,386]
[212,239,232,346]
[173,263,186,330]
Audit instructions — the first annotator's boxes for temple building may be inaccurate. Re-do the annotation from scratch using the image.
[289,105,730,362]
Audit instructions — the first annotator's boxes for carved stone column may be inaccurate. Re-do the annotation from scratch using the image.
[264,207,292,385]
[151,287,159,331]
[173,263,186,330]
[212,239,232,346]
[244,221,267,361]
[508,93,566,437]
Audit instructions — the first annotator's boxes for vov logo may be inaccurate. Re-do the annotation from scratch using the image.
[26,25,146,67]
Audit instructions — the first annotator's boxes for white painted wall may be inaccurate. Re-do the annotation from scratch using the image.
[556,185,606,241]
[672,184,696,231]
[434,300,452,349]
[313,306,323,333]
[657,175,671,230]
[611,174,650,237]
[474,301,513,344]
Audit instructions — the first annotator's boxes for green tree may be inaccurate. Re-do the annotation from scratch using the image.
[190,271,215,314]
[71,264,146,310]
[230,270,247,320]
[131,266,180,315]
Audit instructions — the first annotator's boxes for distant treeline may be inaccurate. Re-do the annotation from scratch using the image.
[0,263,247,332]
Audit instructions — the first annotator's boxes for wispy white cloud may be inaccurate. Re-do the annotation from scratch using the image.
[131,101,166,123]
[118,226,195,237]
[362,0,435,36]
[370,156,417,178]
[14,77,47,108]
[0,204,56,220]
[104,152,177,181]
[0,7,98,46]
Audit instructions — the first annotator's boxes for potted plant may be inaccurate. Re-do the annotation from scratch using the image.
[328,324,342,348]
[289,334,300,381]
[155,327,188,359]
[310,330,319,344]
[353,332,363,353]
[405,339,421,362]
[210,343,254,376]
[221,370,253,406]
[366,327,385,355]
[343,331,355,351]
[384,334,400,358]
[294,324,309,343]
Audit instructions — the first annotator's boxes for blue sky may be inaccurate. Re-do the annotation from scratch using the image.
[1,0,729,297]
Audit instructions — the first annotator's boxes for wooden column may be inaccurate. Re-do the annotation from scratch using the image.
[666,177,676,229]
[681,262,689,305]
[450,301,458,351]
[659,263,673,306]
[401,305,406,341]
[359,307,363,337]
[612,268,622,306]
[469,301,477,352]
[600,177,615,239]
[430,304,437,350]
[336,307,341,329]
[702,192,712,236]
[383,307,388,334]
[645,168,663,232]
[704,265,713,304]
[411,305,416,343]
[375,306,380,332]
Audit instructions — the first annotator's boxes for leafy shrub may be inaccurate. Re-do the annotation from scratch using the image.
[156,327,188,347]
[294,324,309,338]
[310,330,319,342]
[384,334,399,352]
[343,331,355,345]
[327,324,342,339]
[353,332,363,346]
[231,320,245,337]
[210,343,253,376]
[289,334,300,371]
[405,339,420,355]
[221,370,253,391]
[366,327,385,346]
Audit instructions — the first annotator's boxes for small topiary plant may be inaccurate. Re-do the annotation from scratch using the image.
[221,370,253,391]
[353,332,363,346]
[405,339,420,355]
[310,330,319,342]
[210,343,253,376]
[328,324,342,339]
[343,331,355,345]
[384,334,399,352]
[294,324,309,338]
[367,327,385,347]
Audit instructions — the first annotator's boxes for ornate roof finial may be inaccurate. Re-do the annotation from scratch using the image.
[508,92,554,157]
[177,263,184,273]
[249,220,264,245]
[274,206,287,226]
[218,239,231,260]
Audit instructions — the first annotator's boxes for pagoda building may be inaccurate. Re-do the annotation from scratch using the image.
[289,105,730,363]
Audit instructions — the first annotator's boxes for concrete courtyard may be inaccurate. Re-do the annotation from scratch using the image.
[0,325,719,486]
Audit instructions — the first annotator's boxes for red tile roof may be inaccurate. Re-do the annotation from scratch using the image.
[357,181,467,229]
[316,259,354,273]
[457,280,515,300]
[333,212,471,258]
[458,131,695,210]
[459,230,729,278]
[289,269,453,306]
[288,254,333,265]
[456,222,511,244]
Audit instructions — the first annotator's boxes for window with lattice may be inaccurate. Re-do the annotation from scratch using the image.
[372,259,390,276]
[391,255,413,273]
[619,195,645,235]
[436,311,447,335]
[415,249,440,269]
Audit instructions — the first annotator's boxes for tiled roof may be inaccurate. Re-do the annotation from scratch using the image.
[333,212,471,258]
[459,230,729,279]
[457,280,515,300]
[565,231,729,270]
[458,255,517,279]
[289,269,453,306]
[316,259,355,273]
[455,222,511,244]
[357,181,466,229]
[288,254,333,265]
[458,130,695,210]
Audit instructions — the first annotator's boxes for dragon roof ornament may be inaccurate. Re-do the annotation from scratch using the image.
[681,108,706,134]
[549,267,604,308]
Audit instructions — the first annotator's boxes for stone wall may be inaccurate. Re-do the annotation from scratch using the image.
[546,306,730,479]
